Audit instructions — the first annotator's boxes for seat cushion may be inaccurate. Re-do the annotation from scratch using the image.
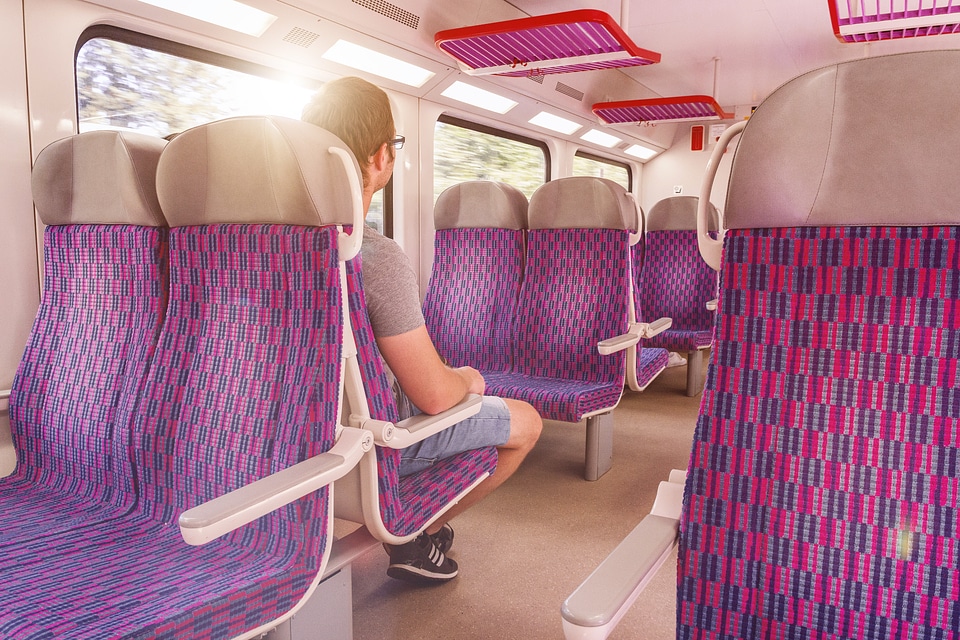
[1,515,322,639]
[483,372,624,423]
[646,328,713,352]
[636,347,669,388]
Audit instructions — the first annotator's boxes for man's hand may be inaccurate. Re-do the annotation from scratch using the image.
[454,366,485,396]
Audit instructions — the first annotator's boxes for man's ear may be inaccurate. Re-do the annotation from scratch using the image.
[370,143,389,171]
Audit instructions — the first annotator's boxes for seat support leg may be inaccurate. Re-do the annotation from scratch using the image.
[266,564,354,640]
[685,350,705,397]
[584,412,614,481]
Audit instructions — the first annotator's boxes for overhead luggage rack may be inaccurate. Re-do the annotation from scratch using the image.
[592,95,733,124]
[434,9,660,77]
[829,0,960,42]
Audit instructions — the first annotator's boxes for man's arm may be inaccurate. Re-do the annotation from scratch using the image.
[376,325,484,415]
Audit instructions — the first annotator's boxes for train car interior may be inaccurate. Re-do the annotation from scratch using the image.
[0,1,958,638]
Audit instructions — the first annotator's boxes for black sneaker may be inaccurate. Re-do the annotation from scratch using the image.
[385,532,458,584]
[430,523,454,555]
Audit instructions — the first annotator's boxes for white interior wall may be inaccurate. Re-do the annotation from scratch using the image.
[0,0,39,476]
[640,122,738,217]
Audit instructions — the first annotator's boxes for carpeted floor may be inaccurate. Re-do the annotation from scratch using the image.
[343,362,705,640]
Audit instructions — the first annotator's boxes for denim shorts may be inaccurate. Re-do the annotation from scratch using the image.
[398,396,511,477]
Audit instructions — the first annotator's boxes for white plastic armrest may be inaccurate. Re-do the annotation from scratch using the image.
[706,299,718,311]
[636,317,672,339]
[0,389,10,400]
[179,427,373,546]
[561,470,686,639]
[597,333,640,356]
[361,393,483,449]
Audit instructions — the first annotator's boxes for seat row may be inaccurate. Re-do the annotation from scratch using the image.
[0,116,489,639]
[422,178,719,478]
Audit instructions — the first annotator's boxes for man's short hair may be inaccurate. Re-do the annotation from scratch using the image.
[302,77,395,187]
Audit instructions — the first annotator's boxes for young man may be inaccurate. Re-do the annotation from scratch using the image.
[302,77,542,584]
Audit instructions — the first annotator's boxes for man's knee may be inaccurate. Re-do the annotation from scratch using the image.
[503,398,542,450]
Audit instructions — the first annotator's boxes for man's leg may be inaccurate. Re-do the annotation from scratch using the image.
[385,397,542,583]
[424,398,542,534]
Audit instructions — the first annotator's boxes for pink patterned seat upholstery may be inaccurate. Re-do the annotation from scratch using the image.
[679,51,960,639]
[483,177,638,480]
[341,257,498,541]
[636,195,719,396]
[0,116,367,638]
[625,199,670,392]
[423,180,527,373]
[0,130,167,548]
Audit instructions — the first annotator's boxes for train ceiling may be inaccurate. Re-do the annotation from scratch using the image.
[499,0,960,112]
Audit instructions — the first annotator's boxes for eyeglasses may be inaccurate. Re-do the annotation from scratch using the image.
[388,134,405,150]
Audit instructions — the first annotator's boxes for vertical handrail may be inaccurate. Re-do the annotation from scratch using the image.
[697,120,746,270]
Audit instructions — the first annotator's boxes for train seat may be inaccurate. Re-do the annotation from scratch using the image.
[623,195,671,393]
[0,129,167,548]
[678,50,960,637]
[636,195,719,396]
[422,180,528,373]
[0,116,371,639]
[483,176,639,481]
[332,251,497,544]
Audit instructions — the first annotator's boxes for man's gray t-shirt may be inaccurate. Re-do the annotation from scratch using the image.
[361,225,424,418]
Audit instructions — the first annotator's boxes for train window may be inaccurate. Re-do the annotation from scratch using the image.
[75,27,389,235]
[572,151,632,191]
[434,115,548,201]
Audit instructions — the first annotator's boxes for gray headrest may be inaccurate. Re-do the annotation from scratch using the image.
[528,177,636,231]
[31,130,167,227]
[434,181,528,230]
[647,196,718,232]
[157,115,361,228]
[726,50,960,229]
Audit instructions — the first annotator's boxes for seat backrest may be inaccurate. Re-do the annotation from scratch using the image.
[514,176,635,384]
[423,180,527,372]
[11,130,167,508]
[146,115,360,568]
[678,50,960,639]
[636,195,718,331]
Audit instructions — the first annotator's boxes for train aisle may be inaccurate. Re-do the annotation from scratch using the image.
[346,362,705,639]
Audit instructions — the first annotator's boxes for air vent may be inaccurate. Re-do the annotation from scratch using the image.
[352,0,420,29]
[283,27,321,48]
[527,74,545,84]
[555,81,584,102]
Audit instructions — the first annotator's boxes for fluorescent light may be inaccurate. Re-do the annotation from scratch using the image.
[137,0,276,37]
[441,81,517,114]
[322,40,435,88]
[581,129,622,148]
[529,111,581,135]
[625,143,658,160]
